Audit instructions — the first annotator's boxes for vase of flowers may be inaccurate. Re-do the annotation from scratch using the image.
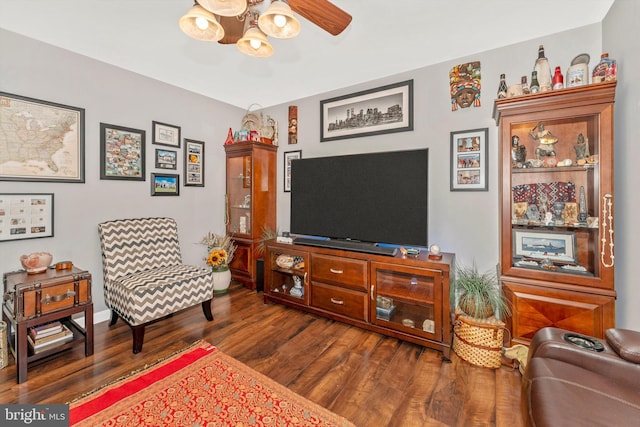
[201,232,237,294]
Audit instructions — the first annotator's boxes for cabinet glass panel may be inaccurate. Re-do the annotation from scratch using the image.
[268,250,309,305]
[373,267,441,340]
[226,155,251,236]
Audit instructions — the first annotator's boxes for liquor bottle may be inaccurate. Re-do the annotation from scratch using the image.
[552,66,564,89]
[534,45,552,92]
[521,75,530,94]
[497,74,507,99]
[530,70,540,93]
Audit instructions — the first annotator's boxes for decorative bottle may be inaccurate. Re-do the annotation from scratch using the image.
[552,66,564,89]
[497,74,508,99]
[530,71,540,93]
[521,75,530,94]
[534,45,553,92]
[592,53,617,83]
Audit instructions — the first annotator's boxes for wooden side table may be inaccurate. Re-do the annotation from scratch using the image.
[2,267,94,383]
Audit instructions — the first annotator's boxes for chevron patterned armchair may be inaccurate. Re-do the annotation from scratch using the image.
[97,217,215,353]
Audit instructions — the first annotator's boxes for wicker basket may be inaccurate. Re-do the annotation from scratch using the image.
[453,312,505,369]
[0,320,8,370]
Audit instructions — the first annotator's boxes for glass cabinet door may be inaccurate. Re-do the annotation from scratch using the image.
[267,248,309,305]
[226,154,252,237]
[371,262,442,341]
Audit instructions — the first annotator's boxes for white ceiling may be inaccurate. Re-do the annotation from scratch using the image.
[0,0,614,109]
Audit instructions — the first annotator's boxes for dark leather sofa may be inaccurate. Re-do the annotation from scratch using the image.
[522,327,640,427]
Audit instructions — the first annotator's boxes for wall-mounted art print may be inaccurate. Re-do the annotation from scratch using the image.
[284,150,301,192]
[288,105,298,144]
[320,80,413,142]
[0,92,85,183]
[0,193,54,241]
[151,173,179,196]
[100,123,145,180]
[184,139,205,187]
[513,229,576,263]
[155,149,177,170]
[449,61,481,111]
[152,121,181,148]
[450,128,488,191]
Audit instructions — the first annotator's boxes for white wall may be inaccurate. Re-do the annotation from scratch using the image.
[0,29,243,317]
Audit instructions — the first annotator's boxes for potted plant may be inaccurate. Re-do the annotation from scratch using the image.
[456,261,511,319]
[201,232,237,294]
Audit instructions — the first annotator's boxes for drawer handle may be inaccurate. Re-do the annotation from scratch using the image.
[330,297,344,305]
[42,290,76,304]
[329,268,344,274]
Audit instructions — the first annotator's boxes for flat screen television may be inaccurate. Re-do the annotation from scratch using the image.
[290,148,428,248]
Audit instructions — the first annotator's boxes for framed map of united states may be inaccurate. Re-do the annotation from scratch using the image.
[0,92,85,183]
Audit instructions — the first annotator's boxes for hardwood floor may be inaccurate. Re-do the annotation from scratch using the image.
[0,282,524,426]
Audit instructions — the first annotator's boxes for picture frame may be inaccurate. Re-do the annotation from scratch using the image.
[450,127,488,191]
[100,123,146,180]
[155,148,177,170]
[284,150,302,192]
[512,229,576,263]
[152,121,181,148]
[184,139,205,187]
[151,173,180,196]
[0,193,54,241]
[0,92,85,183]
[320,80,413,142]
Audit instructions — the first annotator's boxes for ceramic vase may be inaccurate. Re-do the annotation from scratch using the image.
[212,267,232,294]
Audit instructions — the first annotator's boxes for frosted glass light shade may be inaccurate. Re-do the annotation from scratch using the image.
[237,27,274,58]
[198,0,247,17]
[258,1,301,39]
[179,4,225,42]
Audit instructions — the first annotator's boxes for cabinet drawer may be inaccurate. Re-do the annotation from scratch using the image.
[311,282,368,321]
[311,254,367,291]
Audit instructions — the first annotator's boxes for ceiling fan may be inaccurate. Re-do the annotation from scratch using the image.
[179,0,352,57]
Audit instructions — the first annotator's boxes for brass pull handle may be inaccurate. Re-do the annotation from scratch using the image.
[329,268,343,274]
[303,272,308,286]
[42,289,76,304]
[370,285,375,300]
[330,298,344,305]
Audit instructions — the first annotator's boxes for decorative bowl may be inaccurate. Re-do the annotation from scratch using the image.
[20,252,53,274]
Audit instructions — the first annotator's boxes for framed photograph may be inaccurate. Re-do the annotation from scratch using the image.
[320,80,413,142]
[513,229,576,263]
[151,173,180,196]
[0,92,85,183]
[0,193,54,241]
[155,149,177,170]
[100,123,145,180]
[152,121,181,148]
[284,150,302,192]
[450,128,488,191]
[184,139,205,187]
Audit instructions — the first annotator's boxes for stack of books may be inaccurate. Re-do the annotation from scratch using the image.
[28,321,73,354]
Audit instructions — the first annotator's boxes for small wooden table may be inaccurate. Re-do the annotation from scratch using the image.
[2,267,94,383]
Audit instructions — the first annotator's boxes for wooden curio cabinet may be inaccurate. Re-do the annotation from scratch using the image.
[493,82,616,345]
[225,141,277,289]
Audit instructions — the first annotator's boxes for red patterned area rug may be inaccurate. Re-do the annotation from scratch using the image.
[69,341,354,427]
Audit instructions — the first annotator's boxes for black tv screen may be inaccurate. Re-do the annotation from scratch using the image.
[290,149,428,247]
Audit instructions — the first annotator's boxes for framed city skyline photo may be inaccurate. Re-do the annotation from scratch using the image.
[320,80,413,142]
[450,128,488,191]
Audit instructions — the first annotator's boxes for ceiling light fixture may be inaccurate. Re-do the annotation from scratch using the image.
[258,0,301,39]
[197,0,248,17]
[179,3,225,42]
[237,12,274,58]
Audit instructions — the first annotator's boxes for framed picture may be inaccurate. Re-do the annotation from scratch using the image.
[0,92,85,183]
[450,128,488,191]
[184,139,205,187]
[320,80,413,142]
[513,229,576,263]
[284,150,302,192]
[155,149,177,170]
[152,121,181,148]
[0,193,54,241]
[100,123,146,180]
[151,173,180,196]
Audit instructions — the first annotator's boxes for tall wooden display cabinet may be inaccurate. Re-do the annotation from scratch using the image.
[493,82,616,345]
[225,141,277,289]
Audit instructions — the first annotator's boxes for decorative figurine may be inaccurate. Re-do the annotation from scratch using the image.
[578,186,588,223]
[529,122,558,166]
[574,133,590,164]
[511,135,527,167]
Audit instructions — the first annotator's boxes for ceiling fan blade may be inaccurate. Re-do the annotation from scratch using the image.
[218,15,246,44]
[288,0,352,36]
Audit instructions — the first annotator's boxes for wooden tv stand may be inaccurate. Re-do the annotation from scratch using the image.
[264,240,454,359]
